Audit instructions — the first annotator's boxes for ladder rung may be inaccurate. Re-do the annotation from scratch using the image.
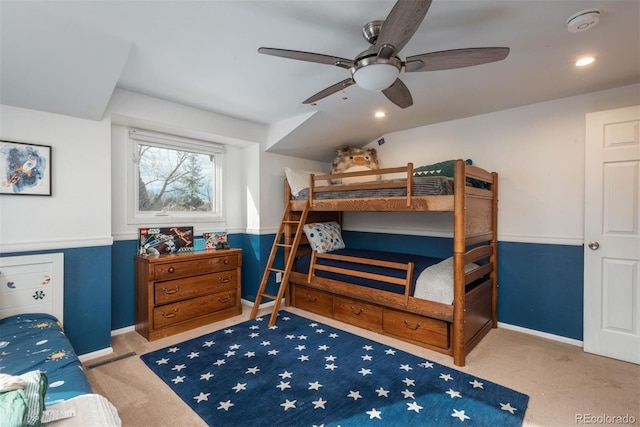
[275,243,293,248]
[267,268,284,273]
[260,293,277,300]
[283,220,300,224]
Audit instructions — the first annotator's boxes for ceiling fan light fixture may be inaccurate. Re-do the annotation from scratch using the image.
[352,60,400,91]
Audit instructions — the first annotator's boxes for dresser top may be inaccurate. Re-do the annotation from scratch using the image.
[135,248,241,264]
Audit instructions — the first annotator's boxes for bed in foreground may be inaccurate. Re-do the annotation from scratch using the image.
[0,254,120,426]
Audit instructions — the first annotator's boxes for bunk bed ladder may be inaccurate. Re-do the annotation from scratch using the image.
[250,201,310,326]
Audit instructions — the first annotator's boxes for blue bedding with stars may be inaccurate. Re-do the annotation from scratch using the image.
[0,313,93,406]
[140,311,528,426]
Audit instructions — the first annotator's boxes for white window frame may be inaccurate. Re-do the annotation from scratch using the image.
[127,129,226,226]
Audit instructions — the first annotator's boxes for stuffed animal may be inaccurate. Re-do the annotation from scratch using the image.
[330,145,380,184]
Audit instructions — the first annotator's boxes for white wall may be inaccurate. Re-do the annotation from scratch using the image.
[346,84,640,245]
[108,89,263,239]
[0,105,112,252]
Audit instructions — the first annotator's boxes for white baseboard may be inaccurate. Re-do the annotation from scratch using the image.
[111,325,135,336]
[498,322,583,347]
[78,346,114,362]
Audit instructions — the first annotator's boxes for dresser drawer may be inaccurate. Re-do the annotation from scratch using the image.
[334,296,382,332]
[293,285,333,317]
[154,271,237,305]
[153,255,238,281]
[153,289,237,329]
[383,309,449,349]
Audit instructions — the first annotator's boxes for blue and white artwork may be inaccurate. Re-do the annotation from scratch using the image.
[1,141,51,195]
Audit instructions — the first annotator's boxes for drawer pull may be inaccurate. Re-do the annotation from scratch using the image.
[218,275,233,283]
[304,294,317,302]
[223,259,229,264]
[167,267,175,274]
[162,286,180,295]
[161,308,179,319]
[218,294,232,303]
[403,320,421,331]
[350,306,363,315]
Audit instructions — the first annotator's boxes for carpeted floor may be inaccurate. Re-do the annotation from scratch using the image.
[84,305,640,427]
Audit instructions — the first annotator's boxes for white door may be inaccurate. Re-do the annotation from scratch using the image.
[584,105,640,364]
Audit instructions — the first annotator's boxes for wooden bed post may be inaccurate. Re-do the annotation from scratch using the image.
[452,159,467,366]
[490,172,499,328]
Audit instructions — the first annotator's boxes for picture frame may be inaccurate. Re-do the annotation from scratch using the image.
[0,140,52,196]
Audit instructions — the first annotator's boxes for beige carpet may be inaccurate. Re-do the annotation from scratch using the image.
[84,305,639,427]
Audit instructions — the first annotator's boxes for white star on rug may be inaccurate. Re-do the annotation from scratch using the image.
[500,402,517,414]
[375,387,390,397]
[244,351,255,357]
[419,361,434,368]
[406,401,423,413]
[193,392,210,403]
[400,364,413,372]
[362,354,373,361]
[401,389,415,399]
[318,345,329,351]
[298,355,310,362]
[172,364,186,372]
[260,341,271,346]
[358,368,372,376]
[229,344,241,350]
[295,345,306,351]
[168,347,179,353]
[367,408,382,419]
[286,334,295,340]
[309,323,318,327]
[249,325,259,330]
[325,363,338,370]
[308,381,323,390]
[245,366,260,374]
[200,372,213,381]
[452,409,470,421]
[225,350,236,357]
[232,383,246,393]
[202,340,215,347]
[313,397,327,409]
[298,335,308,340]
[171,376,185,384]
[469,379,484,389]
[315,328,325,334]
[363,345,374,351]
[277,381,291,391]
[155,358,169,365]
[402,378,415,386]
[440,373,453,381]
[268,349,280,355]
[281,399,297,411]
[187,352,199,359]
[385,348,396,355]
[214,359,225,366]
[249,332,259,338]
[325,355,337,361]
[347,390,362,400]
[279,371,293,379]
[224,328,234,334]
[217,400,233,411]
[446,388,462,398]
[329,333,339,338]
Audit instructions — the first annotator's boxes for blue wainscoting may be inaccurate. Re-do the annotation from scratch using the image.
[1,246,112,355]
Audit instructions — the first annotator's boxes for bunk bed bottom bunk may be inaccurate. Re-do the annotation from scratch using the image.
[286,249,495,366]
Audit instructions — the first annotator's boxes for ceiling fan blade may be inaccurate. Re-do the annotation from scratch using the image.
[375,0,432,59]
[405,47,510,72]
[258,47,354,69]
[382,78,413,109]
[303,78,355,104]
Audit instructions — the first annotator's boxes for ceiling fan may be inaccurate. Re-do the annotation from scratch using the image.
[258,0,509,108]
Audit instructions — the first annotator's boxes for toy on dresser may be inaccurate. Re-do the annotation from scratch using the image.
[329,145,380,184]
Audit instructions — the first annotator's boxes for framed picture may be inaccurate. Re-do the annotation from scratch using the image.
[0,140,52,196]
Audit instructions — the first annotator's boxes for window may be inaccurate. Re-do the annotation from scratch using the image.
[128,129,225,224]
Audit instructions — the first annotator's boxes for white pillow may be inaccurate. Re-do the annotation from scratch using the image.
[284,167,328,196]
[303,221,346,253]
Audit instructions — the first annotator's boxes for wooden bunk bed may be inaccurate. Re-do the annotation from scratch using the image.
[251,159,498,367]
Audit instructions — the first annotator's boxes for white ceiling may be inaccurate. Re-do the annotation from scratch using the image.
[1,0,639,162]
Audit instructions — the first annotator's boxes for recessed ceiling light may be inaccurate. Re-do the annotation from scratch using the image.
[374,111,386,118]
[576,57,595,67]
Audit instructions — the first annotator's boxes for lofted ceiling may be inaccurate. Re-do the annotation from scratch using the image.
[1,0,638,162]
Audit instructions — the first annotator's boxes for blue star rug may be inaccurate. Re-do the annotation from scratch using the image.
[140,312,528,426]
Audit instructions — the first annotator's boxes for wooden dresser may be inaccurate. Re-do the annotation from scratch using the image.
[134,249,242,341]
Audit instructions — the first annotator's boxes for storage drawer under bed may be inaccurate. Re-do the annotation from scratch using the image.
[292,285,333,317]
[383,309,449,349]
[334,296,383,332]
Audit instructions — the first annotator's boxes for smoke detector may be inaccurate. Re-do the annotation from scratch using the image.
[567,9,601,33]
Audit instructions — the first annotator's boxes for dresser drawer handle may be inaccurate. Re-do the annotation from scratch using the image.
[161,308,179,319]
[218,275,233,283]
[223,259,229,264]
[304,295,317,302]
[162,286,180,295]
[350,306,363,315]
[167,267,175,274]
[403,320,421,331]
[218,294,232,303]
